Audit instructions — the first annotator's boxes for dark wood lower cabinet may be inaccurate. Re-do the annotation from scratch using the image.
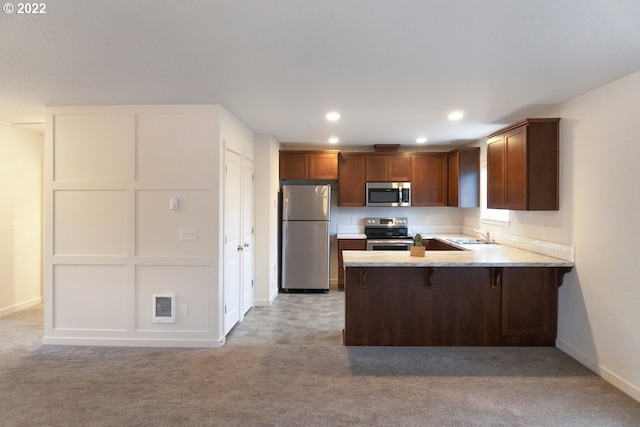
[344,266,571,346]
[337,239,367,290]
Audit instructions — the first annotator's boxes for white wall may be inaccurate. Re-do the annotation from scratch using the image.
[551,71,640,401]
[0,124,43,316]
[254,134,280,305]
[462,70,640,401]
[43,105,253,347]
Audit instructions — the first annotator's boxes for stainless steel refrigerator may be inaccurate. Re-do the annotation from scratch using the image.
[281,184,331,291]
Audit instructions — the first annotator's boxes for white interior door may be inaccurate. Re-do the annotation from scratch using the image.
[241,156,254,315]
[223,148,241,335]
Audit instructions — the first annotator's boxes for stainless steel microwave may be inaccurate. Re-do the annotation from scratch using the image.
[365,182,411,207]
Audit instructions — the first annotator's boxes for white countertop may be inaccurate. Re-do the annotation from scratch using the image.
[337,233,367,240]
[342,236,574,267]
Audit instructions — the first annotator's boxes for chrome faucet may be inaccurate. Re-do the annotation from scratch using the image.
[473,228,495,244]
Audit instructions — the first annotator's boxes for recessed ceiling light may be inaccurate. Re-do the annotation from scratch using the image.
[416,137,427,144]
[448,110,464,121]
[326,111,341,121]
[328,137,339,144]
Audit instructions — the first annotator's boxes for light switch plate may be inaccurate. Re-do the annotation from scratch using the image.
[170,197,180,210]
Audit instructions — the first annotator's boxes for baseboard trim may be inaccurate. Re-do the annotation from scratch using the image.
[0,296,42,318]
[557,338,640,402]
[41,336,223,348]
[254,288,279,307]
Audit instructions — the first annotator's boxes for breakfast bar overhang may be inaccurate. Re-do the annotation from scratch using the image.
[342,244,574,346]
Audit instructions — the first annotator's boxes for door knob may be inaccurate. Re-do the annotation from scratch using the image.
[243,242,250,248]
[237,245,244,251]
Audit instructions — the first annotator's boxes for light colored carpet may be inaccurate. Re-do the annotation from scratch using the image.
[1,295,639,426]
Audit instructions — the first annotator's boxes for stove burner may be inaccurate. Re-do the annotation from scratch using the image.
[364,217,410,240]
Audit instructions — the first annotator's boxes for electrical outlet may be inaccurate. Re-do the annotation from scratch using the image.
[180,304,189,317]
[179,227,197,240]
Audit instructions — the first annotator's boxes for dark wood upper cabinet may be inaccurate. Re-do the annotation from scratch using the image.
[504,126,528,210]
[487,133,506,209]
[365,153,411,182]
[447,147,480,207]
[338,153,366,207]
[388,154,412,181]
[487,118,560,211]
[281,147,478,209]
[279,151,338,180]
[411,153,447,206]
[309,153,339,180]
[364,154,387,181]
[279,152,308,180]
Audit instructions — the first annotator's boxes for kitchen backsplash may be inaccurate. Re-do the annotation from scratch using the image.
[483,230,574,262]
[460,225,574,262]
[336,224,575,262]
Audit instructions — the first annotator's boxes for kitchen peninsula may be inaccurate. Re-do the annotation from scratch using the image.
[342,239,573,346]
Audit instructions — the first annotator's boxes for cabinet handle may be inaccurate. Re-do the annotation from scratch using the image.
[237,245,244,251]
[244,242,250,248]
[491,267,503,289]
[359,268,367,289]
[425,267,434,289]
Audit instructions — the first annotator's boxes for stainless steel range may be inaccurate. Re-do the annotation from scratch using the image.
[364,217,413,251]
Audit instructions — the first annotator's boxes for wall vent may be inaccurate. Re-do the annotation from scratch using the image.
[153,293,176,324]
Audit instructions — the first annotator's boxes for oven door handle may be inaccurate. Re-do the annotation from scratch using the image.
[366,240,413,251]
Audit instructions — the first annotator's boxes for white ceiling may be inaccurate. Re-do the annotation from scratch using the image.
[1,0,640,146]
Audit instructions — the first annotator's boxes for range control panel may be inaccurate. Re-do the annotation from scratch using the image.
[364,217,408,226]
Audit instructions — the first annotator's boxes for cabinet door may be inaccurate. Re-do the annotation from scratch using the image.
[447,149,480,207]
[337,239,367,288]
[344,267,436,345]
[388,154,412,181]
[279,153,308,180]
[447,151,459,206]
[504,126,528,210]
[338,154,366,206]
[430,267,501,346]
[411,153,446,206]
[486,135,505,209]
[500,268,555,341]
[365,154,388,181]
[309,153,338,180]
